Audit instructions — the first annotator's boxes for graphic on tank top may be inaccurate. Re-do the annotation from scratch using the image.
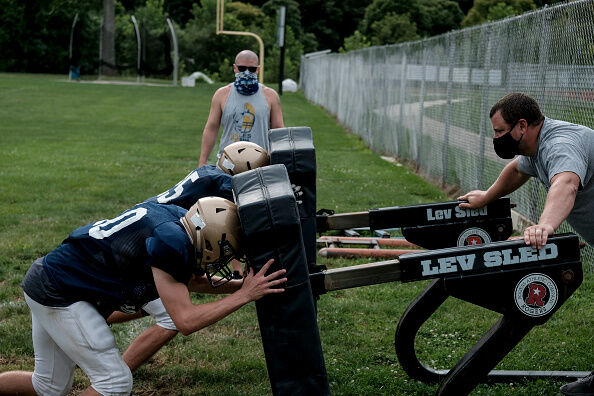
[230,102,256,143]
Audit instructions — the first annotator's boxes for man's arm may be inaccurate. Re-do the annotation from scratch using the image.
[152,259,286,336]
[199,87,228,167]
[524,171,580,249]
[264,87,284,129]
[458,158,531,208]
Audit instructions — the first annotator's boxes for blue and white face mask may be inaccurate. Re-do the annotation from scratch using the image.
[234,71,259,96]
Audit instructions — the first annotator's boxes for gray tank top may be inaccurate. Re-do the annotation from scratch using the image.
[218,83,270,157]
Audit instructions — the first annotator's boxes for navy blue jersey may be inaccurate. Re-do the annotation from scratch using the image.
[145,165,233,209]
[22,202,196,318]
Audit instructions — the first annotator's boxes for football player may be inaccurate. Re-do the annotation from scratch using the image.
[0,196,286,396]
[107,141,270,372]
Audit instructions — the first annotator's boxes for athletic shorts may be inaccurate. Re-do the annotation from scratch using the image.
[25,293,133,396]
[142,298,177,331]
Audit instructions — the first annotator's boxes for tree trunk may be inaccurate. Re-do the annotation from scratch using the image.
[101,0,116,76]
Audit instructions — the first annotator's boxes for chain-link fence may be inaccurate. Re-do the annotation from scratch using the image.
[300,0,594,270]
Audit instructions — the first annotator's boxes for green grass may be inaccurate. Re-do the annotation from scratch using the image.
[0,73,592,395]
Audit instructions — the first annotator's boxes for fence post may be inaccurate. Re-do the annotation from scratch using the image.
[530,9,552,222]
[98,16,103,80]
[417,44,428,166]
[399,48,408,157]
[537,9,552,110]
[443,34,455,186]
[478,26,493,190]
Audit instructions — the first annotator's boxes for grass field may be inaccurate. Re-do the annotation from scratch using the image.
[0,73,592,395]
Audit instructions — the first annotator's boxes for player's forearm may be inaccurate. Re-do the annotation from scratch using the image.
[187,275,242,294]
[176,292,251,335]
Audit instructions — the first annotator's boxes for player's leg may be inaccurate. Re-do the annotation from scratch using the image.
[122,298,178,371]
[0,371,37,396]
[28,296,132,396]
[24,293,77,396]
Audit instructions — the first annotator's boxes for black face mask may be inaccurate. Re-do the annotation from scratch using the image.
[493,125,523,159]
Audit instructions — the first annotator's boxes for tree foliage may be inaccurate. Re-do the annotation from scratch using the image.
[461,0,536,27]
[345,0,462,48]
[369,13,421,46]
[0,0,575,76]
[339,30,371,53]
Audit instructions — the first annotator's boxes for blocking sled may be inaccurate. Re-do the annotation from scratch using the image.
[309,233,586,395]
[232,164,330,396]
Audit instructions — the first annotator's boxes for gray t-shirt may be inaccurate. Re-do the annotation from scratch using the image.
[218,83,270,157]
[517,117,594,245]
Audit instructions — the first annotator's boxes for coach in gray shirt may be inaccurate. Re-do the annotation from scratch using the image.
[457,92,593,396]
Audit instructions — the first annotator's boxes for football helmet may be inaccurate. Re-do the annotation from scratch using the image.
[217,141,269,175]
[181,197,241,286]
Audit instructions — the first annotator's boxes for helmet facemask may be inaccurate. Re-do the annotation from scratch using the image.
[202,233,241,287]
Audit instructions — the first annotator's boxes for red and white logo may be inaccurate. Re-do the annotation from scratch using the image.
[514,273,558,317]
[457,227,491,247]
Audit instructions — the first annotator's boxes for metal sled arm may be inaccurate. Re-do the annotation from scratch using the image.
[310,259,402,293]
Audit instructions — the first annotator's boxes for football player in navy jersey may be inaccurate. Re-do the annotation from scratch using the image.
[0,150,284,396]
[145,140,270,210]
[105,141,271,372]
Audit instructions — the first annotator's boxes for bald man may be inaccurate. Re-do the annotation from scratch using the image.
[198,50,284,167]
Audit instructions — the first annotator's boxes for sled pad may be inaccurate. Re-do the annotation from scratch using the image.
[269,127,318,273]
[232,164,330,396]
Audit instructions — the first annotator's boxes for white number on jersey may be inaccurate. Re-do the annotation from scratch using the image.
[89,207,148,239]
[157,171,199,204]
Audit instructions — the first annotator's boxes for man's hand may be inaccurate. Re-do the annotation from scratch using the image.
[523,224,555,250]
[457,190,489,209]
[239,259,287,302]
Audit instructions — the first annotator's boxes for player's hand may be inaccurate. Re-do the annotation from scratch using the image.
[523,224,555,250]
[240,259,287,302]
[457,190,489,209]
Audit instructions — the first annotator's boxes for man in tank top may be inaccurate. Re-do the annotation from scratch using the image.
[198,50,284,167]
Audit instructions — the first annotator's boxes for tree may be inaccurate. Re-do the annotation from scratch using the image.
[487,2,517,21]
[369,12,421,45]
[461,0,537,27]
[102,0,117,76]
[358,0,462,44]
[359,0,422,38]
[419,0,464,36]
[296,0,373,52]
[339,30,371,53]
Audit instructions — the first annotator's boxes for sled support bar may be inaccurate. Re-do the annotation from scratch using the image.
[310,259,401,294]
[317,211,369,231]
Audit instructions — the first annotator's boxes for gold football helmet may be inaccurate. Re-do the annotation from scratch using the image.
[217,141,269,175]
[181,197,241,286]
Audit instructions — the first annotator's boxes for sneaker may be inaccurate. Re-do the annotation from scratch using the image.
[560,372,594,396]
